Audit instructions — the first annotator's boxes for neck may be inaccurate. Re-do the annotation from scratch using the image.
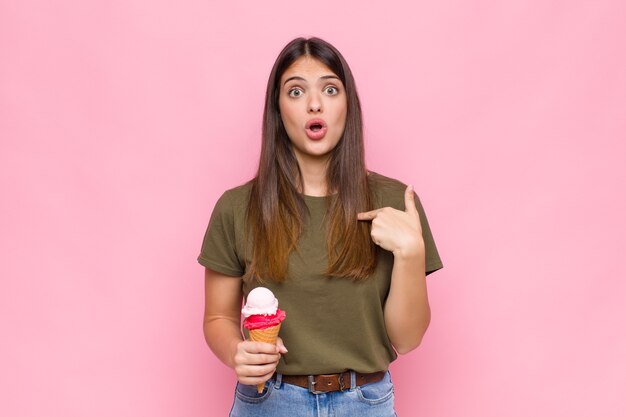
[295,154,330,197]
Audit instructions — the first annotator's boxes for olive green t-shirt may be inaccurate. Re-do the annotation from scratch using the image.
[198,171,443,375]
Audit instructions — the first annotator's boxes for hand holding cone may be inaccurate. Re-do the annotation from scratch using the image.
[248,324,283,393]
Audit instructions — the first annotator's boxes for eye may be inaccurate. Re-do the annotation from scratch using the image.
[288,88,303,98]
[324,86,339,95]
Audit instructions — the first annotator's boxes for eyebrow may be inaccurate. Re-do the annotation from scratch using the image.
[283,75,341,85]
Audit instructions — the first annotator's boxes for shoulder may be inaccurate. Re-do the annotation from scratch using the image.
[215,180,253,210]
[367,171,409,209]
[367,171,407,192]
[209,181,254,223]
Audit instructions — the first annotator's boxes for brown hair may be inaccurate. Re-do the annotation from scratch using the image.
[245,37,376,282]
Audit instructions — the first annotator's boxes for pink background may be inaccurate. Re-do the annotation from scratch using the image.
[1,1,625,416]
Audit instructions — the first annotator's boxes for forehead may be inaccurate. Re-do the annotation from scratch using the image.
[280,56,339,82]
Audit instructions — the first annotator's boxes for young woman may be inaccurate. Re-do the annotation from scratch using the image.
[198,37,443,417]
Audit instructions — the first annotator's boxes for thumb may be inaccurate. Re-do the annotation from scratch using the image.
[404,185,418,216]
[276,337,288,354]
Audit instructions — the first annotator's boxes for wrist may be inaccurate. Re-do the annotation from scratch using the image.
[227,337,243,369]
[392,239,425,261]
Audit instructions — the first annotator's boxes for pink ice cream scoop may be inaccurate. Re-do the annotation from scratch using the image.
[243,309,286,330]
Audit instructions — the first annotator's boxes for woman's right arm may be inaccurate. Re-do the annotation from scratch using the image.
[203,267,286,385]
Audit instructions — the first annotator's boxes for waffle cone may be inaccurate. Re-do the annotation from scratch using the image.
[248,323,282,393]
[248,323,281,345]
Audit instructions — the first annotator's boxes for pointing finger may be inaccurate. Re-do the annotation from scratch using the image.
[357,208,383,221]
[404,185,418,216]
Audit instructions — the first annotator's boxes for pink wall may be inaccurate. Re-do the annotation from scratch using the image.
[2,1,625,416]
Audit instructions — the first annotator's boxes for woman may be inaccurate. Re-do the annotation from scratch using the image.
[198,37,443,416]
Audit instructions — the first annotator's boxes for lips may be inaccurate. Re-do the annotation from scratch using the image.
[305,118,327,140]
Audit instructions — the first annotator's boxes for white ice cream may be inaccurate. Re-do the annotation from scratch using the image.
[241,287,278,317]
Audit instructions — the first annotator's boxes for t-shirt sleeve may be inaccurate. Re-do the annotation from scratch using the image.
[413,194,444,275]
[197,191,245,277]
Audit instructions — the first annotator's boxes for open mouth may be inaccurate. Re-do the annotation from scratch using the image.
[309,122,323,132]
[305,119,327,130]
[305,119,328,140]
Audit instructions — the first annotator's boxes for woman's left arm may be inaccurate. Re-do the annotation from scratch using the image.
[357,185,430,354]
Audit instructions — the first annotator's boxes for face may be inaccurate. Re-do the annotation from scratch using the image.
[278,56,347,166]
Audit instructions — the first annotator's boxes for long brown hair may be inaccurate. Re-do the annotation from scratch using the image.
[246,37,376,282]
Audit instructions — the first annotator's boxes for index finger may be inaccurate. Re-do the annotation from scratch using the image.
[357,208,383,221]
[244,340,281,354]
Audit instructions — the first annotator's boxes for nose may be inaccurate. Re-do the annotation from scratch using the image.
[308,93,322,113]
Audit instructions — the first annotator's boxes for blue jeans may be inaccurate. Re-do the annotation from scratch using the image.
[228,371,397,417]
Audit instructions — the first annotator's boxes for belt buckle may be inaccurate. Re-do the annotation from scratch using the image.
[307,375,324,394]
[338,373,346,392]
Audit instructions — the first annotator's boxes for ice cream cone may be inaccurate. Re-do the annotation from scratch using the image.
[248,323,282,393]
[242,288,286,394]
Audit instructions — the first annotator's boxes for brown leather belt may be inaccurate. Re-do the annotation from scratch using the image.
[279,371,386,393]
